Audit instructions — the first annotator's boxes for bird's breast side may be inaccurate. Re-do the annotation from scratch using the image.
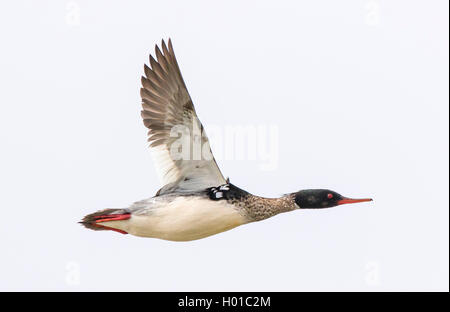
[127,196,247,241]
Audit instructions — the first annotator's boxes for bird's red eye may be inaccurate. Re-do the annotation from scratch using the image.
[327,193,333,199]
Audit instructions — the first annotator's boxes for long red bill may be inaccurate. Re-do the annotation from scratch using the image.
[337,197,373,205]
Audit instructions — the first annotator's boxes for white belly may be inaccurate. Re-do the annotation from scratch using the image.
[101,197,247,241]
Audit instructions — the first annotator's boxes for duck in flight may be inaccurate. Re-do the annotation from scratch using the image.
[80,39,373,241]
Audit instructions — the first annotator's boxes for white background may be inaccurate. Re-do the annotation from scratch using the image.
[0,0,448,291]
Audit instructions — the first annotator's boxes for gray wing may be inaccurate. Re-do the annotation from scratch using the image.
[140,39,226,195]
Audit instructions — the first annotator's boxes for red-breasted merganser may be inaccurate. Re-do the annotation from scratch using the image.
[80,39,373,241]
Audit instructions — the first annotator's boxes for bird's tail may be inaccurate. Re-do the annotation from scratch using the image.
[79,209,131,234]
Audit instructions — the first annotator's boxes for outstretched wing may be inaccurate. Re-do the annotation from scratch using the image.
[140,39,226,195]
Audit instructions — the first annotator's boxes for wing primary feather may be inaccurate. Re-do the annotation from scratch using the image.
[140,38,226,195]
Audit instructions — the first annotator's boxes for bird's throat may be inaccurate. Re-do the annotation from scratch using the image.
[240,195,297,222]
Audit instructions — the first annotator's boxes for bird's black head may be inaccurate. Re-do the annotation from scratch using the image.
[294,189,372,209]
